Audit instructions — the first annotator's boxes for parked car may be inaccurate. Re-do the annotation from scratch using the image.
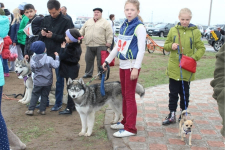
[208,26,225,51]
[204,26,216,39]
[114,22,121,34]
[74,20,85,30]
[147,23,174,37]
[146,24,154,32]
[197,25,204,37]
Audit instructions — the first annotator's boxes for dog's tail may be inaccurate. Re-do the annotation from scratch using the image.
[181,110,190,119]
[136,83,145,98]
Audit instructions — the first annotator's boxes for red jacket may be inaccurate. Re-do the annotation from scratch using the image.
[2,36,12,59]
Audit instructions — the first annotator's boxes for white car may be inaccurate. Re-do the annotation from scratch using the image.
[146,24,154,32]
[204,26,216,39]
[114,22,121,34]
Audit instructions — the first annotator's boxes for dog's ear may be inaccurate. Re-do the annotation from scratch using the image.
[15,58,18,63]
[191,119,194,122]
[78,78,85,85]
[67,78,73,85]
[184,118,187,121]
[22,58,28,65]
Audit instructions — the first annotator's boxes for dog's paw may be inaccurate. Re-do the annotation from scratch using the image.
[21,101,28,104]
[181,139,184,141]
[18,99,23,102]
[189,143,192,146]
[79,132,85,136]
[84,133,91,137]
[183,135,186,138]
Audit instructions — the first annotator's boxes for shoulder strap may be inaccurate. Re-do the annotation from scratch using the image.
[177,28,183,53]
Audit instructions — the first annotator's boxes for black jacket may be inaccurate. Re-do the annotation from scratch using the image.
[24,15,43,57]
[59,43,82,79]
[40,12,71,58]
[220,29,224,35]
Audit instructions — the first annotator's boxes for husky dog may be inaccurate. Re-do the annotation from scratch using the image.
[7,128,26,150]
[15,59,33,104]
[67,78,145,137]
[178,110,194,145]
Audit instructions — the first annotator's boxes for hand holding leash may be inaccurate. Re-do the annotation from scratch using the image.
[102,61,108,71]
[172,43,179,50]
[24,55,29,61]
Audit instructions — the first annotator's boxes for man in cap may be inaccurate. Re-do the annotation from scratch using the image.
[80,7,113,79]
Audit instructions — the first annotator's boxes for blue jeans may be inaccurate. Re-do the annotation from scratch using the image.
[0,86,10,150]
[54,67,64,107]
[3,59,9,73]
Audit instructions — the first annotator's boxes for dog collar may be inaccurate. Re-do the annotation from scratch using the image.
[183,127,191,135]
[23,73,32,82]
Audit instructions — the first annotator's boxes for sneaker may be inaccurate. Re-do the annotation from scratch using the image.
[18,75,23,79]
[4,73,9,77]
[59,108,72,115]
[37,110,46,115]
[51,105,62,111]
[162,111,176,125]
[111,122,124,130]
[25,110,34,116]
[9,69,14,73]
[113,129,136,138]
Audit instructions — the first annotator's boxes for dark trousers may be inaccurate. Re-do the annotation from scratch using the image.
[66,78,75,109]
[29,85,51,111]
[169,78,190,112]
[85,46,107,76]
[54,67,64,107]
[19,44,25,57]
[110,37,114,50]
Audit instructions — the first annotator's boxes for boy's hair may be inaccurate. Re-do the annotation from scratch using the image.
[47,0,60,10]
[0,3,4,8]
[24,4,35,11]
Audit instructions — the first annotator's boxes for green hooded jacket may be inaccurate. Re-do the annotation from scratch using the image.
[210,44,225,137]
[17,14,29,45]
[164,23,205,82]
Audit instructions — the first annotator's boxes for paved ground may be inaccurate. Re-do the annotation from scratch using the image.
[104,78,225,150]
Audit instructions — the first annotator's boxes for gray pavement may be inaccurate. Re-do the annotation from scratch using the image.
[104,78,225,150]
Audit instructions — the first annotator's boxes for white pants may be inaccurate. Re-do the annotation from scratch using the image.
[9,45,23,71]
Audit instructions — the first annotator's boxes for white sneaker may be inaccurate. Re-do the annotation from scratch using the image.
[110,122,124,130]
[113,129,136,138]
[18,75,23,79]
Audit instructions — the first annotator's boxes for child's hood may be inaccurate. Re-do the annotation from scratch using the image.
[0,16,10,38]
[32,54,47,68]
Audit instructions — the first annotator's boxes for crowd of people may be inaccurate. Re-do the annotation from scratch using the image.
[0,0,224,149]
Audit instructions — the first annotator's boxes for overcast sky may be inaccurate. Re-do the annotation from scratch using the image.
[2,0,224,26]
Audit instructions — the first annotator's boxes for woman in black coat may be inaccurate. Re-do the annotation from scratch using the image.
[59,29,82,115]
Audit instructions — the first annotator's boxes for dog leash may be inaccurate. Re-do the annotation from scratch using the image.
[178,45,188,117]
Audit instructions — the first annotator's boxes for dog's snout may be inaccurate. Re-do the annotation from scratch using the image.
[187,127,191,130]
[72,95,75,98]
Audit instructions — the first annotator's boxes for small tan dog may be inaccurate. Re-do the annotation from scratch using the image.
[178,110,194,145]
